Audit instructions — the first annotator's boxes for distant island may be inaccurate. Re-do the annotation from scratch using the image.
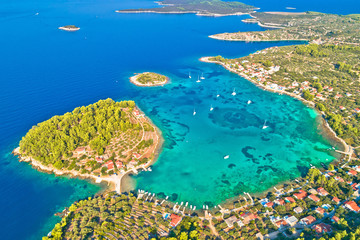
[116,0,256,17]
[14,99,162,192]
[58,25,80,31]
[130,72,169,87]
[210,12,360,44]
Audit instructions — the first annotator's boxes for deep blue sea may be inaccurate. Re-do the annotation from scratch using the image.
[0,0,357,239]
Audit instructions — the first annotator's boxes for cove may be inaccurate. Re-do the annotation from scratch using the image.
[130,59,342,207]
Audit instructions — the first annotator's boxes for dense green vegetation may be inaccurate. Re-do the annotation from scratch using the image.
[62,25,79,29]
[19,99,137,165]
[117,0,255,15]
[211,12,360,45]
[43,192,216,240]
[135,72,168,85]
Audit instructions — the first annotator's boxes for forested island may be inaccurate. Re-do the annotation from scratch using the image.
[58,25,80,31]
[15,99,161,185]
[130,72,169,87]
[116,0,256,16]
[210,12,360,45]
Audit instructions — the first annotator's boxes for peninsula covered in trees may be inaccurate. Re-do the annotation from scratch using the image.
[116,0,256,16]
[15,98,161,179]
[130,72,168,87]
[210,12,360,44]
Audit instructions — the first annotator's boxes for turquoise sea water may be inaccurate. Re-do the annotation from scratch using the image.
[0,0,356,239]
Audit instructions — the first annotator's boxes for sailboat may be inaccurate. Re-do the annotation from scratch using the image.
[231,88,236,96]
[196,75,201,83]
[188,72,192,79]
[210,105,214,111]
[200,73,205,80]
[193,109,196,116]
[247,100,252,104]
[262,120,269,129]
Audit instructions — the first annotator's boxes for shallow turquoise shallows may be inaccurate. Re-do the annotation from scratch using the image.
[0,0,355,238]
[131,59,341,207]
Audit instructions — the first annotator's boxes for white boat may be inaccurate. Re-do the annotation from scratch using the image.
[231,88,236,96]
[189,72,191,79]
[206,205,209,210]
[224,155,229,159]
[196,75,201,83]
[185,202,188,207]
[190,205,192,210]
[35,12,39,16]
[165,196,169,200]
[262,120,269,129]
[210,105,214,111]
[200,73,205,80]
[247,100,252,104]
[148,167,152,172]
[216,91,220,98]
[193,206,196,211]
[193,109,196,116]
[180,202,183,206]
[203,205,205,209]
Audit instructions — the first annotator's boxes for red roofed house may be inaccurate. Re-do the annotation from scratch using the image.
[335,94,342,99]
[285,197,296,203]
[265,202,274,208]
[275,219,288,229]
[133,152,142,159]
[312,223,332,234]
[241,212,258,224]
[74,147,87,154]
[170,214,182,227]
[275,199,285,206]
[332,197,340,204]
[339,106,346,111]
[344,201,360,212]
[294,190,307,200]
[331,216,340,223]
[355,108,360,114]
[308,194,320,202]
[115,161,123,169]
[300,216,316,226]
[317,187,329,196]
[348,170,358,176]
[334,176,344,182]
[95,156,103,163]
[315,207,325,215]
[133,109,144,118]
[105,160,114,170]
